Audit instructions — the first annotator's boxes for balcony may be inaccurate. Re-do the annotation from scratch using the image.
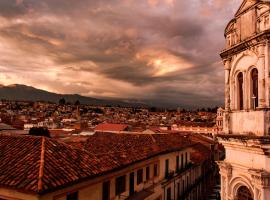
[126,185,155,200]
[165,170,175,180]
[176,163,193,175]
[163,163,193,184]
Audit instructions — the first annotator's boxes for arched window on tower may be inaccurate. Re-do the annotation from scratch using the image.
[238,72,244,110]
[251,68,258,109]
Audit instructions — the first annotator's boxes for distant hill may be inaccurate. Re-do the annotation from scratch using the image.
[0,84,145,107]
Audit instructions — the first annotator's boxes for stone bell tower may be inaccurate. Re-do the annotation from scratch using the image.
[217,0,270,199]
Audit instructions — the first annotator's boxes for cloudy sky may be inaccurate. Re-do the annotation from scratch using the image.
[0,0,242,107]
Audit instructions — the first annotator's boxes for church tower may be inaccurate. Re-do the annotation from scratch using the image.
[217,0,270,199]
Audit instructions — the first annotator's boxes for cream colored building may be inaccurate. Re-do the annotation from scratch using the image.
[217,0,270,199]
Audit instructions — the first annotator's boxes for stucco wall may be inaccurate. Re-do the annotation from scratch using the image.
[226,147,270,171]
[229,110,270,136]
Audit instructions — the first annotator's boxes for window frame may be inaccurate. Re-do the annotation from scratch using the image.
[154,164,158,177]
[66,191,78,200]
[251,68,258,109]
[137,169,143,185]
[165,159,169,178]
[237,72,244,110]
[115,175,126,196]
[176,155,180,171]
[102,181,110,200]
[146,166,150,181]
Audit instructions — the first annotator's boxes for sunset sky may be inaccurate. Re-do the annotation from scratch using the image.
[0,0,242,107]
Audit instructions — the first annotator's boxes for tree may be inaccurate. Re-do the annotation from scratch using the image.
[149,107,157,112]
[29,127,51,137]
[74,100,80,105]
[59,98,66,105]
[181,109,187,113]
[200,108,206,112]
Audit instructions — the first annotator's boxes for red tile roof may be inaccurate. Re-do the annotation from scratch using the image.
[189,134,215,146]
[190,143,211,164]
[174,120,215,127]
[0,134,118,194]
[0,133,198,195]
[94,123,128,132]
[76,133,195,168]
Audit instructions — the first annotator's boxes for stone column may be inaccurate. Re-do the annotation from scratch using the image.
[220,176,226,200]
[224,59,231,111]
[258,43,266,108]
[243,70,248,110]
[265,41,269,107]
[224,59,231,134]
[250,170,270,200]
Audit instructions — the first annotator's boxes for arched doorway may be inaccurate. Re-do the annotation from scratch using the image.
[236,186,253,200]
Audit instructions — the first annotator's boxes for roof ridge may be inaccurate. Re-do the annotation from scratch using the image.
[149,134,156,143]
[37,137,45,193]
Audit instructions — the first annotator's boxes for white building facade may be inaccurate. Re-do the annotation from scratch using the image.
[217,0,270,200]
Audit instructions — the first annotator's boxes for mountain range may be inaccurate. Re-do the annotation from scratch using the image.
[0,84,145,107]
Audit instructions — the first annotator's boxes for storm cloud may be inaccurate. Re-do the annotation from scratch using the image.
[0,0,242,107]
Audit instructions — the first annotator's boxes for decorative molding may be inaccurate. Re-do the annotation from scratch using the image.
[220,31,270,59]
[249,169,270,187]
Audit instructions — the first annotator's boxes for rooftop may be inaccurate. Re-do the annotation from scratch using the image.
[0,133,196,195]
[94,123,129,132]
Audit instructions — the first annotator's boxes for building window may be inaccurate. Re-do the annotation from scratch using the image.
[185,152,188,166]
[67,192,78,200]
[137,169,143,185]
[251,68,258,109]
[177,182,180,198]
[181,154,183,169]
[237,72,244,110]
[176,155,179,171]
[182,180,185,193]
[102,181,110,200]
[154,164,158,177]
[165,159,169,178]
[227,35,231,47]
[146,166,150,181]
[167,187,171,200]
[115,175,126,196]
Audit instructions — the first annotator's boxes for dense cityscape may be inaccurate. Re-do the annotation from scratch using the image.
[0,99,224,200]
[3,0,270,200]
[0,100,219,135]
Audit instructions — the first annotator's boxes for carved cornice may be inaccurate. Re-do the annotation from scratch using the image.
[217,134,270,143]
[217,161,233,178]
[223,58,232,70]
[249,169,270,187]
[220,30,270,59]
[217,134,270,155]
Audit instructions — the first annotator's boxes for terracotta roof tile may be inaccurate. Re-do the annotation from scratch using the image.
[0,133,196,194]
[80,133,194,167]
[190,143,211,164]
[0,134,118,194]
[94,124,128,132]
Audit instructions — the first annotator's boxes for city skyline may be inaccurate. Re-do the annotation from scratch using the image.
[0,0,241,107]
